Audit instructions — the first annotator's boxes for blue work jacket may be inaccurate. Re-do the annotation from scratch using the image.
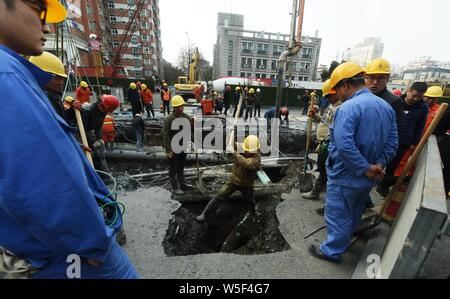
[327,88,398,189]
[0,45,117,270]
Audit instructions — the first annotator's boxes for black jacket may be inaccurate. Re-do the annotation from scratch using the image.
[82,103,106,142]
[398,95,428,145]
[127,88,143,113]
[375,88,403,128]
[47,91,66,120]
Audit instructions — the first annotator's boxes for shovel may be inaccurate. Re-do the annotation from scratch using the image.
[75,108,94,166]
[194,144,207,194]
[299,98,314,193]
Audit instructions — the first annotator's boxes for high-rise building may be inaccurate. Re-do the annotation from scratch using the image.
[342,37,384,67]
[213,13,322,82]
[44,0,162,80]
[402,57,450,82]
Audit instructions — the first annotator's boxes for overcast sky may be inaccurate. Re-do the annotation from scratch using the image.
[160,0,450,68]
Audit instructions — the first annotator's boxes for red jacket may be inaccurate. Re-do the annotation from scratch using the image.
[141,89,153,105]
[76,87,92,104]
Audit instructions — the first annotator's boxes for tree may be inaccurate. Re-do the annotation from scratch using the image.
[320,61,341,81]
[161,59,184,85]
[176,45,212,82]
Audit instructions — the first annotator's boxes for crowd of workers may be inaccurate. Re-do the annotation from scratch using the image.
[0,0,448,279]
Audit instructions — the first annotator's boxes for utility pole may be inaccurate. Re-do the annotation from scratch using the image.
[275,0,305,118]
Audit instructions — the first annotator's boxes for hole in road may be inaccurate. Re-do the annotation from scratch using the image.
[163,194,291,256]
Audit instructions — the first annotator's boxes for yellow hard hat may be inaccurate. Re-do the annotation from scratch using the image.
[141,84,147,90]
[80,81,88,88]
[29,51,67,78]
[172,95,185,108]
[322,79,336,97]
[130,82,137,89]
[249,88,255,94]
[64,96,74,103]
[365,58,391,75]
[163,83,168,87]
[329,62,364,89]
[242,135,261,153]
[236,86,241,91]
[424,86,444,98]
[45,0,68,24]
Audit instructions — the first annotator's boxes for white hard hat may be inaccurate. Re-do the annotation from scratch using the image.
[135,114,142,117]
[257,88,261,92]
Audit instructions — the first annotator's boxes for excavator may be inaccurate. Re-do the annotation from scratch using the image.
[174,47,205,102]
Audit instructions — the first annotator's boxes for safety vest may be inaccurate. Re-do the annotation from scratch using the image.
[102,115,115,133]
[162,89,171,102]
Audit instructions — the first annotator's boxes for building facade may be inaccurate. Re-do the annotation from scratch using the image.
[44,0,162,80]
[342,37,384,67]
[213,13,322,82]
[402,56,450,83]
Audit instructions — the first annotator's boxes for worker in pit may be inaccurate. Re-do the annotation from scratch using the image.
[302,80,342,212]
[162,96,195,196]
[161,82,172,116]
[0,0,137,279]
[308,63,398,263]
[76,81,93,104]
[196,135,262,223]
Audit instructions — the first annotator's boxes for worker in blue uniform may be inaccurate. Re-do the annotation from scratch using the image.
[0,0,138,279]
[308,63,398,263]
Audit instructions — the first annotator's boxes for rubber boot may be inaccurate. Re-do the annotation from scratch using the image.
[302,180,325,201]
[178,173,195,191]
[196,197,219,222]
[170,177,184,196]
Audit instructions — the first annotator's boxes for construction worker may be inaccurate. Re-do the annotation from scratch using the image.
[223,85,232,116]
[127,82,143,116]
[141,83,155,118]
[162,96,195,195]
[76,81,92,104]
[254,88,263,118]
[244,88,256,121]
[0,0,137,279]
[301,90,310,115]
[434,110,450,195]
[308,63,398,263]
[132,113,145,151]
[196,135,262,223]
[423,86,443,130]
[280,107,290,127]
[213,91,223,114]
[102,113,116,152]
[377,82,429,197]
[76,95,120,172]
[233,86,243,117]
[394,86,444,178]
[302,79,342,206]
[365,58,403,129]
[161,82,172,116]
[29,51,68,120]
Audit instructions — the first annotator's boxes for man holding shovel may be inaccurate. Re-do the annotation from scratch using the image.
[308,63,398,263]
[302,79,342,205]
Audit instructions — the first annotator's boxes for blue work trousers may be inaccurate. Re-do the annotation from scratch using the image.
[320,184,371,261]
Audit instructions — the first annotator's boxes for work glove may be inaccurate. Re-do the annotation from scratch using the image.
[93,139,105,149]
